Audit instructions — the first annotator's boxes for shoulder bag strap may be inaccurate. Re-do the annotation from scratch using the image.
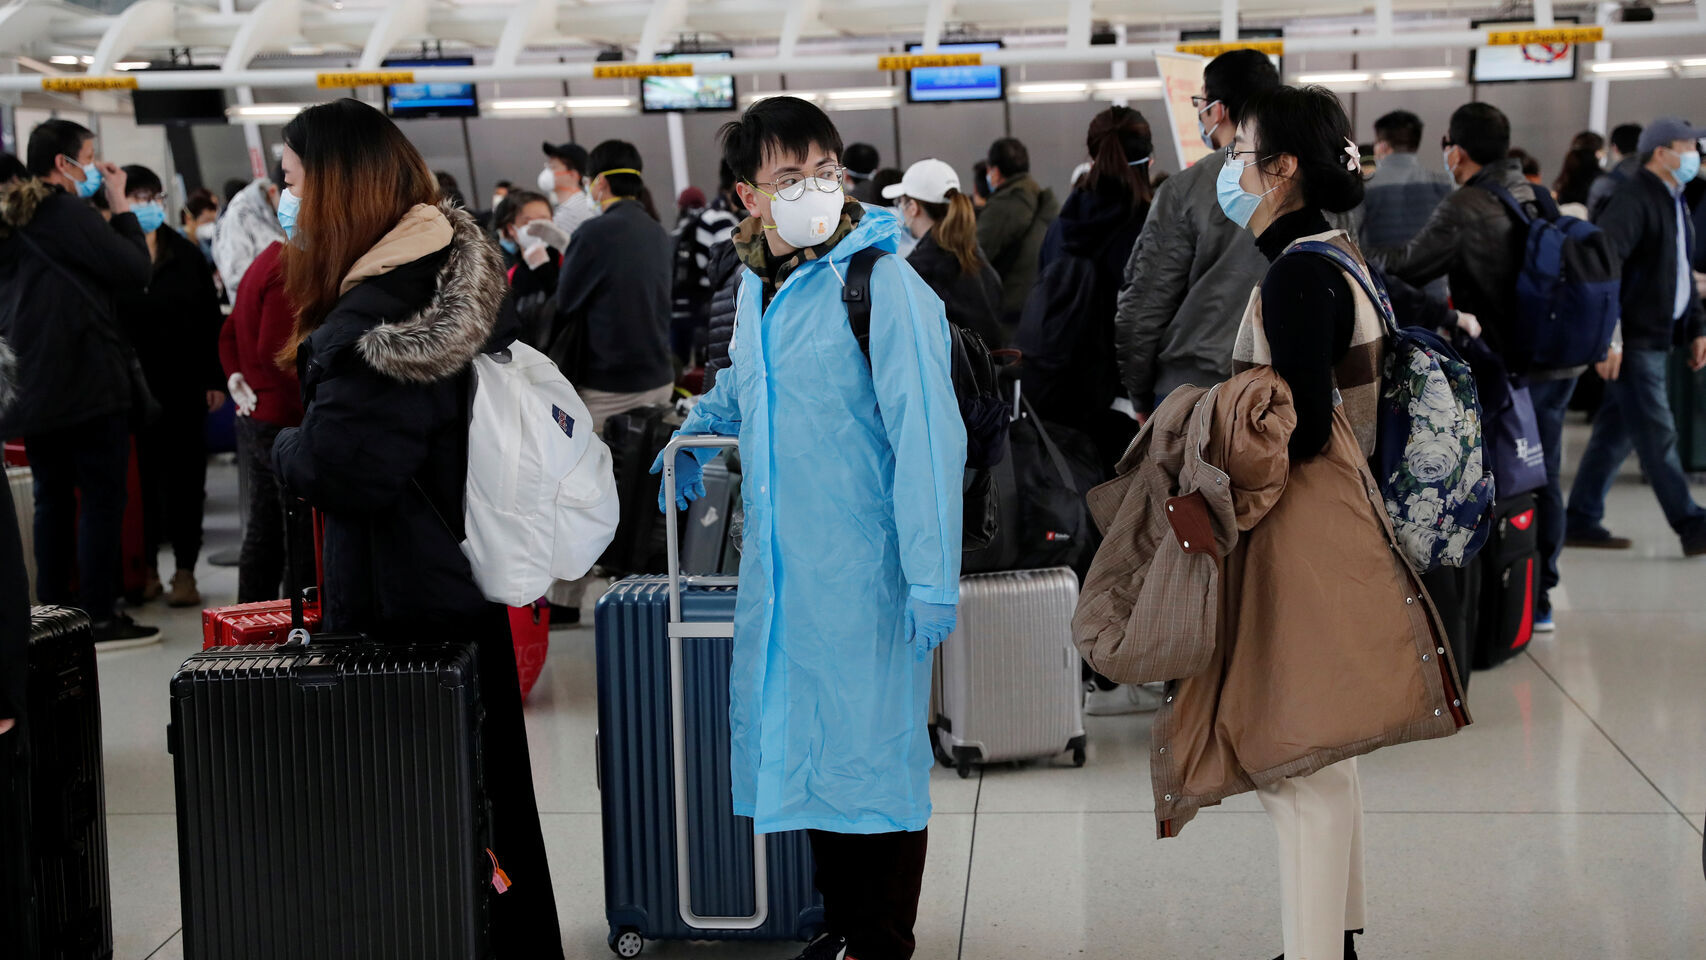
[842,246,890,362]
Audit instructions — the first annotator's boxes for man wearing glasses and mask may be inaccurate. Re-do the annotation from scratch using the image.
[1113,48,1278,422]
[650,95,965,960]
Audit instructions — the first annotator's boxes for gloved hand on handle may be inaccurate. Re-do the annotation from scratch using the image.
[227,372,258,416]
[521,219,572,254]
[905,597,958,662]
[649,447,705,513]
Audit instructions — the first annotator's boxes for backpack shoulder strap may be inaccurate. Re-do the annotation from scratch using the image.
[1286,239,1398,337]
[1477,177,1558,225]
[843,246,890,361]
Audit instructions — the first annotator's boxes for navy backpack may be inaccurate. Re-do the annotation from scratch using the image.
[1479,180,1620,372]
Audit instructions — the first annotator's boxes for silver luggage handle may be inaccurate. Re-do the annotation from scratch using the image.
[661,434,767,931]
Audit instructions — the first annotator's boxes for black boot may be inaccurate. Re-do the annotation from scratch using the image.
[1268,929,1360,960]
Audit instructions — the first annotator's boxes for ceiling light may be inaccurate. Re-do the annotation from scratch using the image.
[1092,78,1164,94]
[1379,69,1456,81]
[490,99,564,111]
[1015,82,1088,95]
[49,55,82,66]
[226,104,307,122]
[1294,72,1372,84]
[1588,59,1672,73]
[114,61,151,71]
[1682,58,1706,67]
[825,88,897,101]
[287,44,325,56]
[80,56,94,64]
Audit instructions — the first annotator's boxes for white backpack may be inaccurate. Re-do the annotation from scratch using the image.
[460,341,620,605]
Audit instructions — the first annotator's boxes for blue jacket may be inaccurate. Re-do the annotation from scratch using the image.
[674,207,966,834]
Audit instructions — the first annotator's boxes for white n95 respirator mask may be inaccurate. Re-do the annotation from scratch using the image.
[762,179,844,248]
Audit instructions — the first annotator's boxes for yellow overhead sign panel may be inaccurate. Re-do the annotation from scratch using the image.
[1175,40,1285,58]
[879,53,984,71]
[41,76,138,92]
[1485,25,1604,45]
[592,62,695,79]
[316,70,415,88]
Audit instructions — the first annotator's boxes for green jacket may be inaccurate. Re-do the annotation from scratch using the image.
[976,173,1058,323]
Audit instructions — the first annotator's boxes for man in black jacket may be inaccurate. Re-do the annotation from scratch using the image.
[0,119,157,645]
[1368,102,1586,631]
[1567,117,1706,557]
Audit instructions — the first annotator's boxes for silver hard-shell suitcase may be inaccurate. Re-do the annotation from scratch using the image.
[932,567,1087,778]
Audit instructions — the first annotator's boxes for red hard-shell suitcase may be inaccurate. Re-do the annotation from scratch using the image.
[201,508,324,648]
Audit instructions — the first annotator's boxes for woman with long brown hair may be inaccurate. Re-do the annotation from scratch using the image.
[269,97,563,957]
[887,158,1004,347]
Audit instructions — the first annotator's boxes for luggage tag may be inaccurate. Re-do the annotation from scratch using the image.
[1164,491,1218,558]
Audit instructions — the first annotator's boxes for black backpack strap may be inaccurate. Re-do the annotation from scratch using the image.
[843,246,890,361]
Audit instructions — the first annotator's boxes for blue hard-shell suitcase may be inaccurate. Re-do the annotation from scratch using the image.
[595,435,822,958]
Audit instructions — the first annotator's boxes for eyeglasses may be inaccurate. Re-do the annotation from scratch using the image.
[1191,95,1215,109]
[752,164,846,202]
[1224,146,1267,164]
[128,191,165,204]
[1440,137,1457,150]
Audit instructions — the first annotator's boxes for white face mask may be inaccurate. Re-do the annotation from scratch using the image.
[763,178,845,248]
[536,167,558,197]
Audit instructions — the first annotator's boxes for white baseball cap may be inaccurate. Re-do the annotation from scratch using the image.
[882,158,961,204]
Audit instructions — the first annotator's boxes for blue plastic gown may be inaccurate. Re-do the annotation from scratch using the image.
[675,207,965,834]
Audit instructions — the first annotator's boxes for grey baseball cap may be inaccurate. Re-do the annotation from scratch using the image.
[1637,117,1705,154]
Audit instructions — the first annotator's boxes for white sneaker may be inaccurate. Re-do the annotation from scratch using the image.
[1084,683,1165,716]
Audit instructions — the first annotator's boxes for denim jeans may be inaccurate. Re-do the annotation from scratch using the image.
[1528,376,1578,617]
[1567,348,1706,539]
[24,413,130,623]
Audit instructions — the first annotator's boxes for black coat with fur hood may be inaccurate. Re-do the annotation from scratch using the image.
[273,202,516,633]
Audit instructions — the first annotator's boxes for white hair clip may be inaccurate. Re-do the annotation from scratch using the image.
[1343,137,1361,172]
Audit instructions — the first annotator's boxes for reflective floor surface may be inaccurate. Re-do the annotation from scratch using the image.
[93,422,1706,959]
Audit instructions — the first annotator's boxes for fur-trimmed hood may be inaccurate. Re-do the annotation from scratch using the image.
[0,177,52,238]
[353,200,508,385]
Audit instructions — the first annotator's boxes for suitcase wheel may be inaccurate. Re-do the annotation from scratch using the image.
[956,757,973,779]
[609,928,644,958]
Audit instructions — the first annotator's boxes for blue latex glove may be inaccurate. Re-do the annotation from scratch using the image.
[649,447,705,513]
[905,597,958,662]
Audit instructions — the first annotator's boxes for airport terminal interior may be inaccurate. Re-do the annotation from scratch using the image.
[3,0,1706,957]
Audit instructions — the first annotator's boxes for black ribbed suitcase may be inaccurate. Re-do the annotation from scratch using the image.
[19,606,113,960]
[168,638,490,959]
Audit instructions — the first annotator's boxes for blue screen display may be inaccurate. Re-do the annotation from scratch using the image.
[384,58,478,117]
[906,42,1003,103]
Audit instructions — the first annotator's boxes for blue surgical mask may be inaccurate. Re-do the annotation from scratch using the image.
[68,157,102,199]
[1216,156,1279,230]
[1197,100,1223,150]
[1676,150,1700,185]
[499,237,518,256]
[275,187,300,239]
[131,201,165,233]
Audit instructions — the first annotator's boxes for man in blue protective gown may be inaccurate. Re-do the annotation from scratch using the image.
[650,96,966,960]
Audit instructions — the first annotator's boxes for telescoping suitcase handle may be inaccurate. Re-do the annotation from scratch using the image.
[284,498,314,646]
[661,434,771,932]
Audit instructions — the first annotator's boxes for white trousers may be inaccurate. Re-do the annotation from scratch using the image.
[1256,757,1366,960]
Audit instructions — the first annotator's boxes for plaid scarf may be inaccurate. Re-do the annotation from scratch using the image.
[733,198,864,308]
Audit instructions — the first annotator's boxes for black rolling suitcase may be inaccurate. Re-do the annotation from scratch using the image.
[599,404,683,575]
[1473,493,1539,670]
[168,507,492,959]
[5,606,113,960]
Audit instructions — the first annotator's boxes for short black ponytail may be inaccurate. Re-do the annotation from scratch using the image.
[1245,85,1366,215]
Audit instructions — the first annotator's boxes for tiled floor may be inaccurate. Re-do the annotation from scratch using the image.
[96,422,1706,960]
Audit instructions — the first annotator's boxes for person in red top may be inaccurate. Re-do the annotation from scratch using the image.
[218,240,303,602]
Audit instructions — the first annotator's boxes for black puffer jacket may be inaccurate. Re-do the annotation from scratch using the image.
[118,225,226,408]
[1597,167,1705,350]
[0,179,150,437]
[274,203,513,634]
[0,337,25,722]
[702,238,743,393]
[905,229,1003,348]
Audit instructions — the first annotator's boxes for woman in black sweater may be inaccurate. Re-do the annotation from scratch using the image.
[1219,86,1380,960]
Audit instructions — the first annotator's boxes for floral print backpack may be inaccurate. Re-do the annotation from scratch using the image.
[1292,241,1495,572]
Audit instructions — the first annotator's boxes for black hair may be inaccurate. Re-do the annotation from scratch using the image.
[1610,123,1642,156]
[183,187,218,220]
[26,118,93,178]
[435,170,464,208]
[223,178,248,205]
[1570,131,1605,154]
[718,159,736,194]
[1508,147,1540,179]
[588,139,644,202]
[1447,102,1511,166]
[1203,49,1281,126]
[844,142,879,177]
[0,153,27,185]
[971,160,992,199]
[868,168,903,207]
[493,188,551,233]
[1244,85,1365,215]
[545,142,588,175]
[1554,148,1602,205]
[1373,109,1424,153]
[720,96,844,184]
[987,137,1029,177]
[494,179,513,191]
[1084,105,1155,210]
[121,164,163,197]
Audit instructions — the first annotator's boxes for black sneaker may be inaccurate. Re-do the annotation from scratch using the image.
[1565,526,1633,549]
[1684,526,1706,558]
[92,614,162,651]
[790,933,847,960]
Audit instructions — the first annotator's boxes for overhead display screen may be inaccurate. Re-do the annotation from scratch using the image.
[906,42,1004,103]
